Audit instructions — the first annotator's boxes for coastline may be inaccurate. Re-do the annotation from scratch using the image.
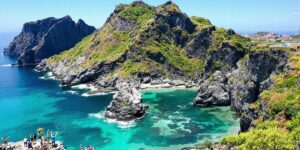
[0,140,65,150]
[39,71,199,96]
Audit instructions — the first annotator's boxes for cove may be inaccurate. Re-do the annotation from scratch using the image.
[0,53,239,150]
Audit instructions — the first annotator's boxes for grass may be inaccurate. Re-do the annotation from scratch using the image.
[208,28,250,51]
[190,16,211,26]
[119,3,155,26]
[156,3,181,14]
[142,38,203,77]
[113,59,168,77]
[78,30,131,69]
[48,32,96,65]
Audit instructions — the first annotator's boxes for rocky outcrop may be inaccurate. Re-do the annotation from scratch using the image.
[194,49,288,131]
[296,141,300,150]
[204,43,245,75]
[104,82,148,121]
[230,50,287,113]
[4,16,95,65]
[194,71,230,106]
[185,26,215,59]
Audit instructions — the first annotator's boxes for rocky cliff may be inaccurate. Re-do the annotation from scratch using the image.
[3,16,95,65]
[194,49,289,132]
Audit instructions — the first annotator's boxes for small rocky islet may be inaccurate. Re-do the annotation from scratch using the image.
[3,1,300,149]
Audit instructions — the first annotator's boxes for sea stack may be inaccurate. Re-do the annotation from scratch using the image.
[3,16,95,65]
[105,82,148,121]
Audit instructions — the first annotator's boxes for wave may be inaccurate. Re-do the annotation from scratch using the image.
[72,84,92,90]
[64,90,79,95]
[89,112,136,128]
[1,64,12,67]
[39,72,57,80]
[81,91,116,97]
[82,92,108,97]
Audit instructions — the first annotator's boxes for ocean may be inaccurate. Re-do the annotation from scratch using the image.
[0,36,239,150]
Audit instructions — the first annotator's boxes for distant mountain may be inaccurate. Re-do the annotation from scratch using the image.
[3,16,95,65]
[254,31,270,36]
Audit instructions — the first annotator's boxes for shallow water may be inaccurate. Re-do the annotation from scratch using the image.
[0,53,239,150]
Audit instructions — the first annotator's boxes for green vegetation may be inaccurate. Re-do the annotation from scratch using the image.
[213,60,222,70]
[142,38,203,77]
[199,140,213,149]
[190,16,214,31]
[221,52,300,150]
[119,4,155,25]
[209,28,251,51]
[221,126,295,150]
[114,59,169,77]
[156,3,181,14]
[48,27,132,71]
[48,32,95,65]
[190,16,211,26]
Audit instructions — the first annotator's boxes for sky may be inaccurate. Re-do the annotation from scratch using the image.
[0,0,300,35]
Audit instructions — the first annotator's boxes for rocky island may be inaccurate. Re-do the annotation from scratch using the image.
[3,16,95,66]
[4,1,300,149]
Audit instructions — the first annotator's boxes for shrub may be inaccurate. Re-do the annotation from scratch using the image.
[201,140,213,149]
[222,127,294,150]
[213,60,222,70]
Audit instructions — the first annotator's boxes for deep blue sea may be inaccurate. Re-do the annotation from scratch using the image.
[0,36,239,150]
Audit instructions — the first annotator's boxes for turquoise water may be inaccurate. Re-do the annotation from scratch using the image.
[0,52,240,149]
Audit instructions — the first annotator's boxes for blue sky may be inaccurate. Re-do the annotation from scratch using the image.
[0,0,299,34]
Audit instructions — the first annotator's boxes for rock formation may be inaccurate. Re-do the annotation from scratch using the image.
[194,71,230,106]
[104,82,148,121]
[193,50,288,131]
[4,16,95,65]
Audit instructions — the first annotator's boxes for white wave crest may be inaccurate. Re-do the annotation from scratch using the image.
[64,90,79,95]
[1,64,12,67]
[89,112,136,128]
[39,72,57,80]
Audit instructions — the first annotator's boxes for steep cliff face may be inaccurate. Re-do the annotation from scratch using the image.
[218,51,300,150]
[194,49,288,131]
[4,16,95,65]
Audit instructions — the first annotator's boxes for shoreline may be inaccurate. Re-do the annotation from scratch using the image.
[39,71,199,96]
[0,140,65,150]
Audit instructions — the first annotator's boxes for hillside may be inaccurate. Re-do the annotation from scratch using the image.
[37,1,250,87]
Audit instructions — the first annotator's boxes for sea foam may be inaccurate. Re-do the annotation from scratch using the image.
[89,112,136,128]
[1,64,12,67]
